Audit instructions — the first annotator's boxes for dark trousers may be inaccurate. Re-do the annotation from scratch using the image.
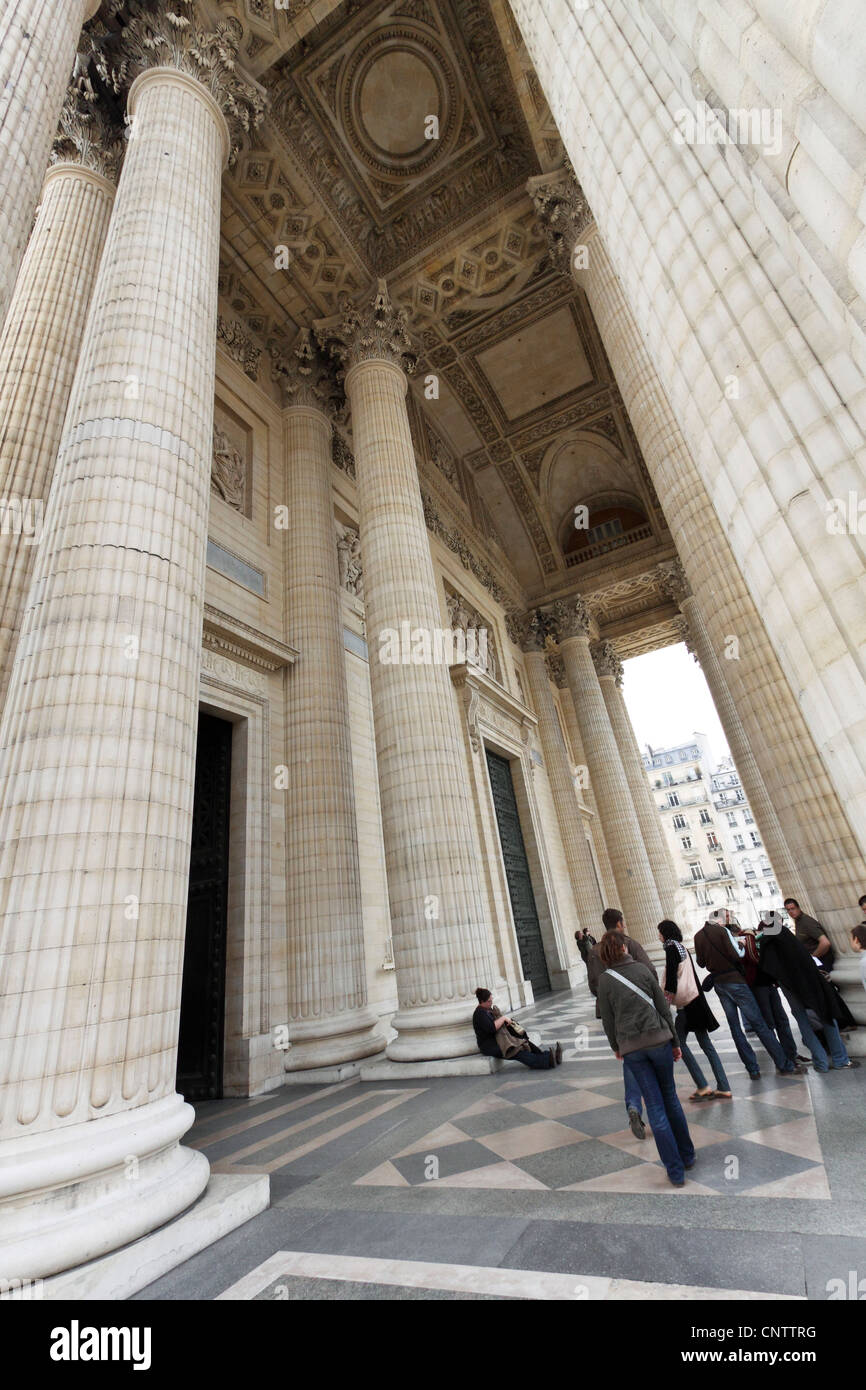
[513,1047,551,1069]
[753,984,798,1064]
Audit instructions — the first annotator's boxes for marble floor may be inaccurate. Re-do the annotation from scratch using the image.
[136,980,866,1301]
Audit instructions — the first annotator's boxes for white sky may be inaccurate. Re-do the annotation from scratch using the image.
[621,643,730,767]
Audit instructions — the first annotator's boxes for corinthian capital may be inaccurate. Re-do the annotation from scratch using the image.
[320,279,418,375]
[550,597,592,642]
[52,85,126,182]
[592,640,624,685]
[111,2,267,166]
[526,165,594,275]
[270,329,341,415]
[657,559,692,606]
[546,652,567,688]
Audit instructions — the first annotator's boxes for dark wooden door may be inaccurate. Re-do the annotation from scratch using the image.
[485,749,551,996]
[177,713,232,1101]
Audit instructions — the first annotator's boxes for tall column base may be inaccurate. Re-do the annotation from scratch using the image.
[832,959,866,1056]
[284,1008,385,1072]
[385,998,487,1062]
[0,1093,208,1282]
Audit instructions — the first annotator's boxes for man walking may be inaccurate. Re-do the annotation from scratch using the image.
[587,908,655,1139]
[694,909,801,1080]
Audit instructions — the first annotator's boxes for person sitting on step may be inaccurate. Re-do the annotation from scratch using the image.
[472,988,562,1069]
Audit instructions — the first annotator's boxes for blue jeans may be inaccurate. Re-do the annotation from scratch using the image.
[754,984,798,1065]
[715,979,794,1075]
[675,1011,731,1092]
[622,1056,643,1117]
[513,1048,551,1069]
[625,1042,696,1182]
[782,991,849,1071]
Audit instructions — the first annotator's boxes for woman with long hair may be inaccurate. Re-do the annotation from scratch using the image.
[596,931,696,1186]
[658,919,732,1102]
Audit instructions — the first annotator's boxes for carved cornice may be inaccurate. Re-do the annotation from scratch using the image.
[526,165,594,275]
[320,279,418,375]
[271,328,340,414]
[202,605,297,672]
[450,659,536,756]
[592,639,624,685]
[104,2,267,166]
[656,558,692,606]
[550,596,592,642]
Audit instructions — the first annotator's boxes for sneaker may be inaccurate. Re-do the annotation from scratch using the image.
[554,1041,562,1066]
[628,1106,646,1141]
[669,1176,686,1187]
[748,1071,761,1081]
[778,1064,806,1076]
[796,1055,812,1066]
[684,1159,697,1170]
[832,1059,861,1069]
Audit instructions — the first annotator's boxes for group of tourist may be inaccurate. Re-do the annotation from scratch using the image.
[472,894,865,1188]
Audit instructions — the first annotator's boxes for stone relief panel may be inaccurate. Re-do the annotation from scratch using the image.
[336,523,364,600]
[212,402,253,517]
[445,583,501,683]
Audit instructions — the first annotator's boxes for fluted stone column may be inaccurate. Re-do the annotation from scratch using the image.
[273,333,383,1071]
[594,640,680,915]
[528,170,866,950]
[520,617,603,936]
[553,599,663,946]
[658,562,808,908]
[517,1,866,866]
[323,282,497,1060]
[0,90,123,706]
[548,651,618,905]
[0,14,265,1280]
[0,0,100,328]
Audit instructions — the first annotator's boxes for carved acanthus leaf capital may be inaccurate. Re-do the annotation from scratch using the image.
[271,329,341,416]
[657,559,692,606]
[516,610,552,654]
[592,639,624,685]
[320,279,418,375]
[673,613,699,662]
[527,165,594,274]
[546,652,567,688]
[108,2,267,166]
[52,82,126,181]
[550,597,592,642]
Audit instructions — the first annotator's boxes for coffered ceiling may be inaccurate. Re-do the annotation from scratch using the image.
[210,0,674,632]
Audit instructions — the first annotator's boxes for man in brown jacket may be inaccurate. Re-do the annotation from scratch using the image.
[586,907,657,1139]
[694,910,798,1079]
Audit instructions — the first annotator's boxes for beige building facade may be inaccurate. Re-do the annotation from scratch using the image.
[0,0,864,1290]
[644,734,785,934]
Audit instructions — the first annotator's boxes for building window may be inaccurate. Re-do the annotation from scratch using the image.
[726,812,737,827]
[716,858,728,876]
[699,809,711,825]
[768,880,777,894]
[725,884,736,901]
[750,831,761,847]
[753,884,763,897]
[681,836,692,850]
[707,834,721,851]
[668,793,679,807]
[733,834,745,850]
[690,863,703,881]
[743,811,754,824]
[672,814,687,830]
[743,858,755,877]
